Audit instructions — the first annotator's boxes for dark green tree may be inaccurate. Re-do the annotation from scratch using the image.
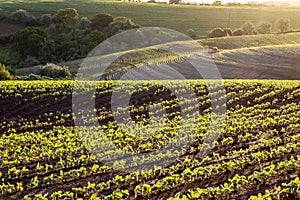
[79,17,91,30]
[39,39,56,61]
[83,30,106,50]
[53,8,79,30]
[56,40,79,61]
[13,27,47,57]
[91,14,113,29]
[109,16,140,33]
[8,9,37,25]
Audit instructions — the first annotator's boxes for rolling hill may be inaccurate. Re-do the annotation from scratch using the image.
[17,32,300,80]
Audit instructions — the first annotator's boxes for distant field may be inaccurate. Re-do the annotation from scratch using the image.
[1,0,300,37]
[199,32,300,50]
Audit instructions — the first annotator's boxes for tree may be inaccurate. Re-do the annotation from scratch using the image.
[91,13,113,29]
[38,14,53,26]
[46,23,65,34]
[276,18,290,33]
[169,0,180,4]
[257,21,272,34]
[79,17,91,30]
[83,30,106,50]
[0,63,13,80]
[109,16,140,33]
[53,8,79,30]
[13,27,47,57]
[56,41,79,61]
[39,39,56,61]
[8,9,37,25]
[241,21,257,35]
[213,1,222,6]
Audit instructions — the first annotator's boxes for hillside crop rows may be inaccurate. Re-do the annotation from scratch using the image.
[0,80,300,199]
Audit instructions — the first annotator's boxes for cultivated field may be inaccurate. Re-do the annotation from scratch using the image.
[0,80,300,199]
[1,1,300,199]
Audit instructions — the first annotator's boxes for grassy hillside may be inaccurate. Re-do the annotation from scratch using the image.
[199,32,300,50]
[17,32,300,80]
[1,0,300,37]
[216,43,300,66]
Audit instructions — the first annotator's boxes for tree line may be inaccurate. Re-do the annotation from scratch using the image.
[208,18,291,38]
[0,8,140,68]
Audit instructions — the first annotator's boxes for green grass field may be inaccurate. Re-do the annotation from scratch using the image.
[1,0,300,37]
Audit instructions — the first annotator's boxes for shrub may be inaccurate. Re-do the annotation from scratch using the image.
[208,28,227,38]
[91,13,113,29]
[233,28,244,36]
[257,21,272,34]
[276,18,290,33]
[224,28,233,36]
[242,22,255,35]
[13,27,47,57]
[241,21,257,35]
[187,29,197,39]
[39,63,71,78]
[18,74,51,80]
[0,63,13,80]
